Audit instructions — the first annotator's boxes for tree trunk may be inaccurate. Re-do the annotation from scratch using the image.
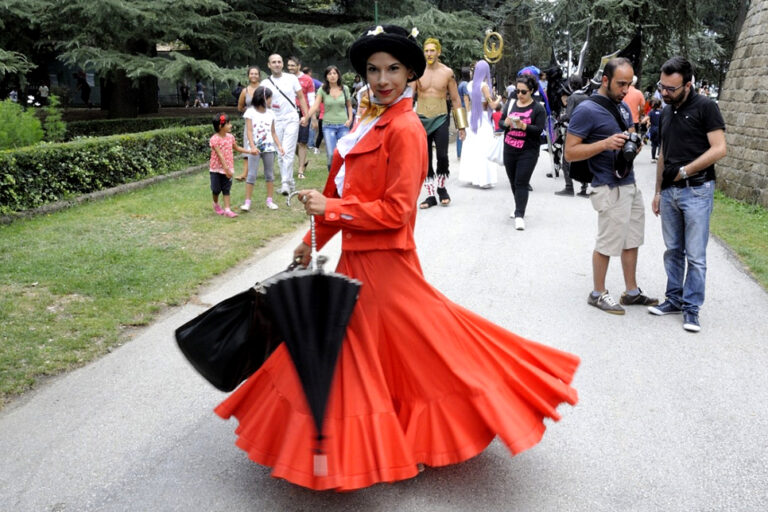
[137,76,158,115]
[105,70,138,119]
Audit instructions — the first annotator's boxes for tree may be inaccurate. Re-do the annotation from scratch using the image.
[33,0,255,117]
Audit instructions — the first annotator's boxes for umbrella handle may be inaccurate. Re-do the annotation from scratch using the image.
[287,191,318,271]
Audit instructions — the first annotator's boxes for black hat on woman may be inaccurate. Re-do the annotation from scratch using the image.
[349,25,426,80]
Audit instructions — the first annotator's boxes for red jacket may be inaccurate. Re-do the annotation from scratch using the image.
[302,98,427,251]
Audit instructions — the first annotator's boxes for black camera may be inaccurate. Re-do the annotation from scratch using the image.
[622,132,641,162]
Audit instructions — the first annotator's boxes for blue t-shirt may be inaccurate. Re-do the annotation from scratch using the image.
[568,93,635,187]
[648,108,662,133]
[457,81,468,108]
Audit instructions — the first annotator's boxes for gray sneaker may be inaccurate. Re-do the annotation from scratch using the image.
[588,291,625,315]
[620,289,659,306]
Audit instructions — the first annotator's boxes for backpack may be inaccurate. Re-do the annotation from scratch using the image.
[567,94,629,184]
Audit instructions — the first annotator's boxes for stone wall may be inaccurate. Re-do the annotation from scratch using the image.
[717,0,768,207]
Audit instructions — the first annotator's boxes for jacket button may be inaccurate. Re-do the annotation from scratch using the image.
[329,213,336,219]
[345,233,352,239]
[344,183,351,189]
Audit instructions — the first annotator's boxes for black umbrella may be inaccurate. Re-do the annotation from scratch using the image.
[259,192,362,475]
[175,262,299,392]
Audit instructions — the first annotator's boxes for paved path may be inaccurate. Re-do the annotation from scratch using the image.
[2,145,767,511]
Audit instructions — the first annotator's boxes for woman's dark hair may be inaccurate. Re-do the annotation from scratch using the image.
[651,97,662,108]
[516,74,537,94]
[660,56,694,85]
[251,86,272,108]
[247,66,260,78]
[212,112,229,132]
[322,65,343,94]
[460,66,471,82]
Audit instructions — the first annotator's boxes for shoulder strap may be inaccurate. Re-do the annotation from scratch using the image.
[587,94,628,131]
[267,76,297,109]
[343,85,348,103]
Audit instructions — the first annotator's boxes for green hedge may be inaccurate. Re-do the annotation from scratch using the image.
[65,116,214,139]
[0,125,215,215]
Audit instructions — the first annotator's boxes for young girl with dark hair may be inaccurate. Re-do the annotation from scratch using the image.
[235,66,261,182]
[240,86,285,211]
[208,113,251,217]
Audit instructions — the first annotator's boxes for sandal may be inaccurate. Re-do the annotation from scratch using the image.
[437,187,451,206]
[298,164,306,179]
[419,196,438,209]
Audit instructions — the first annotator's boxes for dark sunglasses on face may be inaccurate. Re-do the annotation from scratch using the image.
[516,89,530,95]
[657,81,685,93]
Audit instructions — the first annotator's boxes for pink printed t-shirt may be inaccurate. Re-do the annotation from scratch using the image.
[209,133,236,174]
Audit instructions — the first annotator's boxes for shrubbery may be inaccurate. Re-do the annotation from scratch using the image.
[0,99,45,149]
[65,116,212,139]
[0,125,212,214]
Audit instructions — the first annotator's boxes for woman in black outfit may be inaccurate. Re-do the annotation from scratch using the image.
[500,73,546,230]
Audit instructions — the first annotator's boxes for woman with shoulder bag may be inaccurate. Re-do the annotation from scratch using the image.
[500,73,546,230]
[301,65,353,171]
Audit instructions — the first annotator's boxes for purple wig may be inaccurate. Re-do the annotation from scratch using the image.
[469,60,492,133]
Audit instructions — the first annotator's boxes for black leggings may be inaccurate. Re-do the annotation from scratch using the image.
[426,117,450,179]
[504,150,539,218]
[315,119,324,147]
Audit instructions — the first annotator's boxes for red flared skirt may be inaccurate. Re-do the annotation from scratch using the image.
[215,249,579,491]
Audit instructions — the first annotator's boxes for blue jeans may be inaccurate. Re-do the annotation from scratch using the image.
[322,123,350,168]
[659,181,715,314]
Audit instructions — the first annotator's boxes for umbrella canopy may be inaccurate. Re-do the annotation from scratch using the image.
[262,192,362,475]
[259,265,361,442]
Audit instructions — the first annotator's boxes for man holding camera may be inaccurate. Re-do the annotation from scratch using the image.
[648,56,727,332]
[565,57,658,315]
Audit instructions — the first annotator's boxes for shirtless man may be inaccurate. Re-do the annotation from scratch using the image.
[416,38,467,208]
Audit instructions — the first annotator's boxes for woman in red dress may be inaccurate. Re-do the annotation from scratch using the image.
[215,25,580,491]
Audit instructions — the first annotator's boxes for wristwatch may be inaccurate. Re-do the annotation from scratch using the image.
[678,166,688,180]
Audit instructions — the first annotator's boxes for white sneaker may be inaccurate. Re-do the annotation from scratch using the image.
[240,202,250,212]
[280,183,290,196]
[515,217,525,230]
[266,199,278,210]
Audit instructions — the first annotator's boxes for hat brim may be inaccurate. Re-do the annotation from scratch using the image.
[349,32,426,81]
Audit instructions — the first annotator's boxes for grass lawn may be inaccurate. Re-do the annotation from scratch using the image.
[0,152,328,407]
[710,190,768,290]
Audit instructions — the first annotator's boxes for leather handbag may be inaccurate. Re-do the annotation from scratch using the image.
[175,261,299,392]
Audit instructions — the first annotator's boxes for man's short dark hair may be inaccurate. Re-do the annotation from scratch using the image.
[603,57,633,82]
[288,56,300,65]
[460,67,471,82]
[661,56,694,85]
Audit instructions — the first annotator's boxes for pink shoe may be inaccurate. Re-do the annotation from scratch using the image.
[224,209,238,218]
[213,203,225,215]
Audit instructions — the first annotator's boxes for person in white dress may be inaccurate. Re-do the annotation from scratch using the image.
[458,60,502,188]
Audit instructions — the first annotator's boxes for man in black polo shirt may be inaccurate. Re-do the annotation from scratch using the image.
[649,56,727,332]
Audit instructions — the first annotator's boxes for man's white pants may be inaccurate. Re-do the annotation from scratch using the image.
[275,117,299,191]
